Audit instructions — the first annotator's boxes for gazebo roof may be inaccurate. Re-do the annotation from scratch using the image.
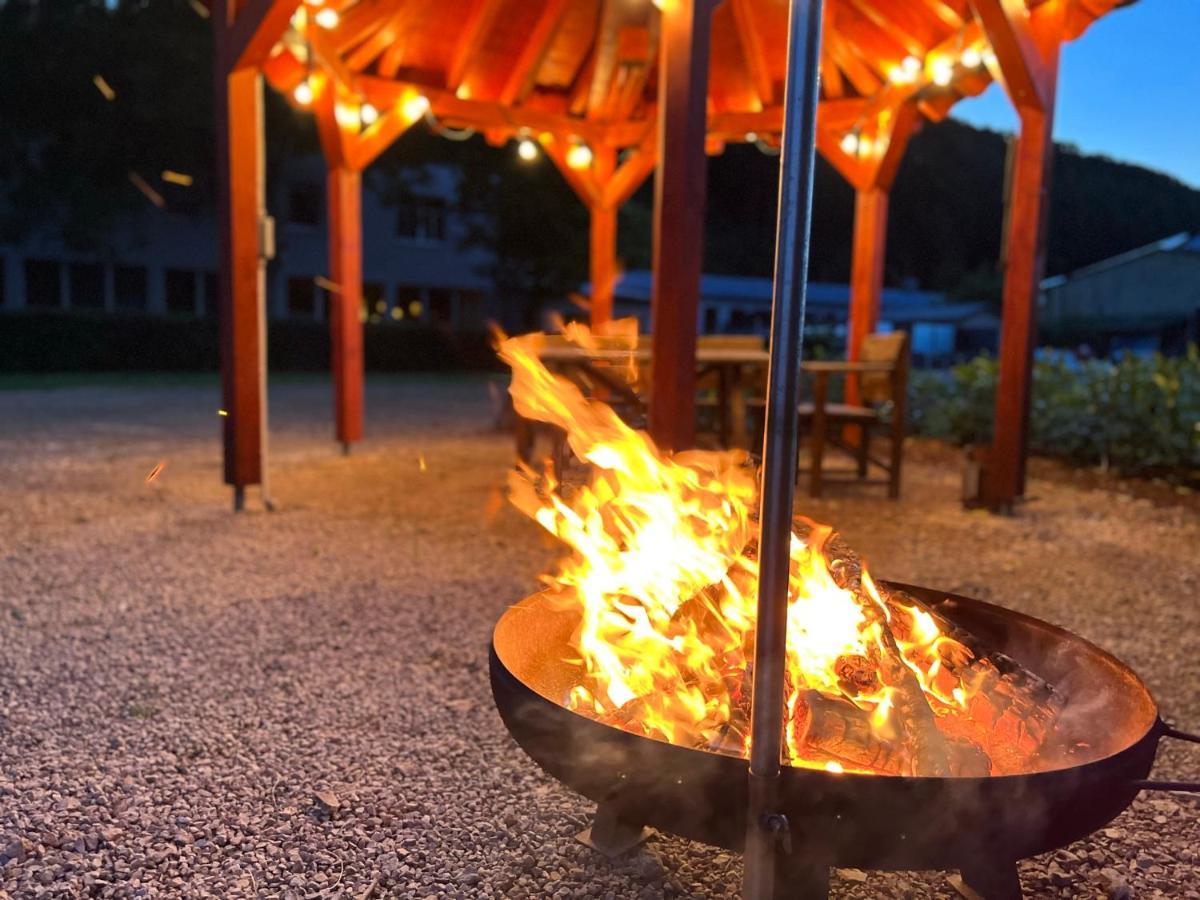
[252,0,1125,179]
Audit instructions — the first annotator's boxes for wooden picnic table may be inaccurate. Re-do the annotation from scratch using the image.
[536,343,771,449]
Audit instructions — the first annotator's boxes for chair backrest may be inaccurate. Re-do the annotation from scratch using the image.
[859,331,909,404]
[697,334,766,351]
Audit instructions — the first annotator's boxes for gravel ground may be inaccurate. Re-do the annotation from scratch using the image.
[0,375,1197,900]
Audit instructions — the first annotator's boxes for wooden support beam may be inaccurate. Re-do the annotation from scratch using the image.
[970,0,1048,110]
[590,147,618,328]
[731,0,774,107]
[214,61,268,501]
[498,0,568,104]
[225,0,298,72]
[981,44,1060,511]
[326,165,365,450]
[448,0,505,96]
[844,187,888,405]
[649,0,716,451]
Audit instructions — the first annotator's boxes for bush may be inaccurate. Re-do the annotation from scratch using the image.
[909,347,1200,478]
[0,312,499,373]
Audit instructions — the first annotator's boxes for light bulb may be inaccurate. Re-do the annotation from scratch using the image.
[334,102,359,129]
[902,55,921,75]
[839,132,859,155]
[516,138,539,161]
[566,142,593,170]
[293,80,314,106]
[401,93,430,122]
[931,58,954,87]
[360,103,379,126]
[961,46,982,69]
[314,7,338,28]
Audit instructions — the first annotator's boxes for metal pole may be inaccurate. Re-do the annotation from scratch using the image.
[743,1,824,898]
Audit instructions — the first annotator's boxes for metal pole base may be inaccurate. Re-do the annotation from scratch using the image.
[233,486,246,512]
[575,802,649,858]
[958,859,1022,900]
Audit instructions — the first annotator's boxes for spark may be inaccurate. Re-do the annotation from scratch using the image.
[93,75,116,101]
[218,409,228,416]
[161,170,193,187]
[128,172,165,209]
[188,0,210,18]
[418,454,427,472]
[145,460,167,484]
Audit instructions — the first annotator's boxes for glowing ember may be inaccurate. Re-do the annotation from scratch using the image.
[499,325,1062,776]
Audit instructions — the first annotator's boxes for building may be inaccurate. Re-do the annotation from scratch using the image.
[0,160,495,331]
[578,270,998,366]
[1039,232,1200,354]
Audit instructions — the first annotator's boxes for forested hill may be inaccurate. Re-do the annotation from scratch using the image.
[705,118,1200,300]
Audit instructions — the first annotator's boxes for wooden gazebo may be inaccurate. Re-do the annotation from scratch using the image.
[210,0,1128,511]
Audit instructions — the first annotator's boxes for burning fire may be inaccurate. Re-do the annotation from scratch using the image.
[499,325,1061,777]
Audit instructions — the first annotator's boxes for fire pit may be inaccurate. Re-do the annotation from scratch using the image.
[493,581,1198,897]
[489,329,1199,898]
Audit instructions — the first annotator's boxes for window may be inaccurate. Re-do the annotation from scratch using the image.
[287,277,316,318]
[458,290,485,328]
[288,184,322,226]
[114,266,148,311]
[396,197,447,243]
[391,285,422,322]
[428,288,454,325]
[25,259,62,308]
[69,263,105,309]
[203,271,217,317]
[363,282,385,322]
[165,268,197,315]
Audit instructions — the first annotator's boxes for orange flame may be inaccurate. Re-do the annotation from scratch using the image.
[499,325,998,772]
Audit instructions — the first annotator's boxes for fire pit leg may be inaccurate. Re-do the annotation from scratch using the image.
[959,859,1022,900]
[576,801,649,858]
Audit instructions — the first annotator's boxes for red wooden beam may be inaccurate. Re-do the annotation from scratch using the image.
[326,165,365,451]
[225,0,298,72]
[590,147,618,327]
[649,0,716,451]
[970,0,1049,111]
[498,0,568,104]
[844,186,888,387]
[981,48,1060,510]
[214,61,268,507]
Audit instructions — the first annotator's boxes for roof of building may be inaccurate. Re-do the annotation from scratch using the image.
[1041,231,1200,289]
[600,270,991,324]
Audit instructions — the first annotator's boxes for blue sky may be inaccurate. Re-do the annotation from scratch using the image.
[951,0,1200,189]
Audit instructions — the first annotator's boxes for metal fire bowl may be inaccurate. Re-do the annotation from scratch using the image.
[490,582,1165,870]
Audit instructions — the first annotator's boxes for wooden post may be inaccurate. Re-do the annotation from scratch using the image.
[214,63,268,510]
[975,0,1061,510]
[590,146,617,328]
[844,187,888,407]
[983,100,1056,509]
[327,165,365,452]
[649,0,715,450]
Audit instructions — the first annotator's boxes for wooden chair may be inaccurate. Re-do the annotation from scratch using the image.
[799,331,910,499]
[696,334,766,446]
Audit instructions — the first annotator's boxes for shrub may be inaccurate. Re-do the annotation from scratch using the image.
[909,347,1200,478]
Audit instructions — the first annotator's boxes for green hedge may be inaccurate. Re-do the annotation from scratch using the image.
[0,312,498,373]
[909,347,1200,477]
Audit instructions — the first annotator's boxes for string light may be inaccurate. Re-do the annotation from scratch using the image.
[314,7,338,28]
[983,48,998,68]
[839,132,859,155]
[566,141,593,170]
[516,137,540,161]
[902,55,922,76]
[360,103,379,126]
[293,79,314,106]
[931,57,954,87]
[401,92,430,122]
[962,46,983,69]
[335,102,359,129]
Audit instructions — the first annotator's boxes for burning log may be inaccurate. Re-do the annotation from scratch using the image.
[792,690,906,774]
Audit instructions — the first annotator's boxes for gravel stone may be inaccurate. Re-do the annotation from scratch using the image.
[0,377,1197,898]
